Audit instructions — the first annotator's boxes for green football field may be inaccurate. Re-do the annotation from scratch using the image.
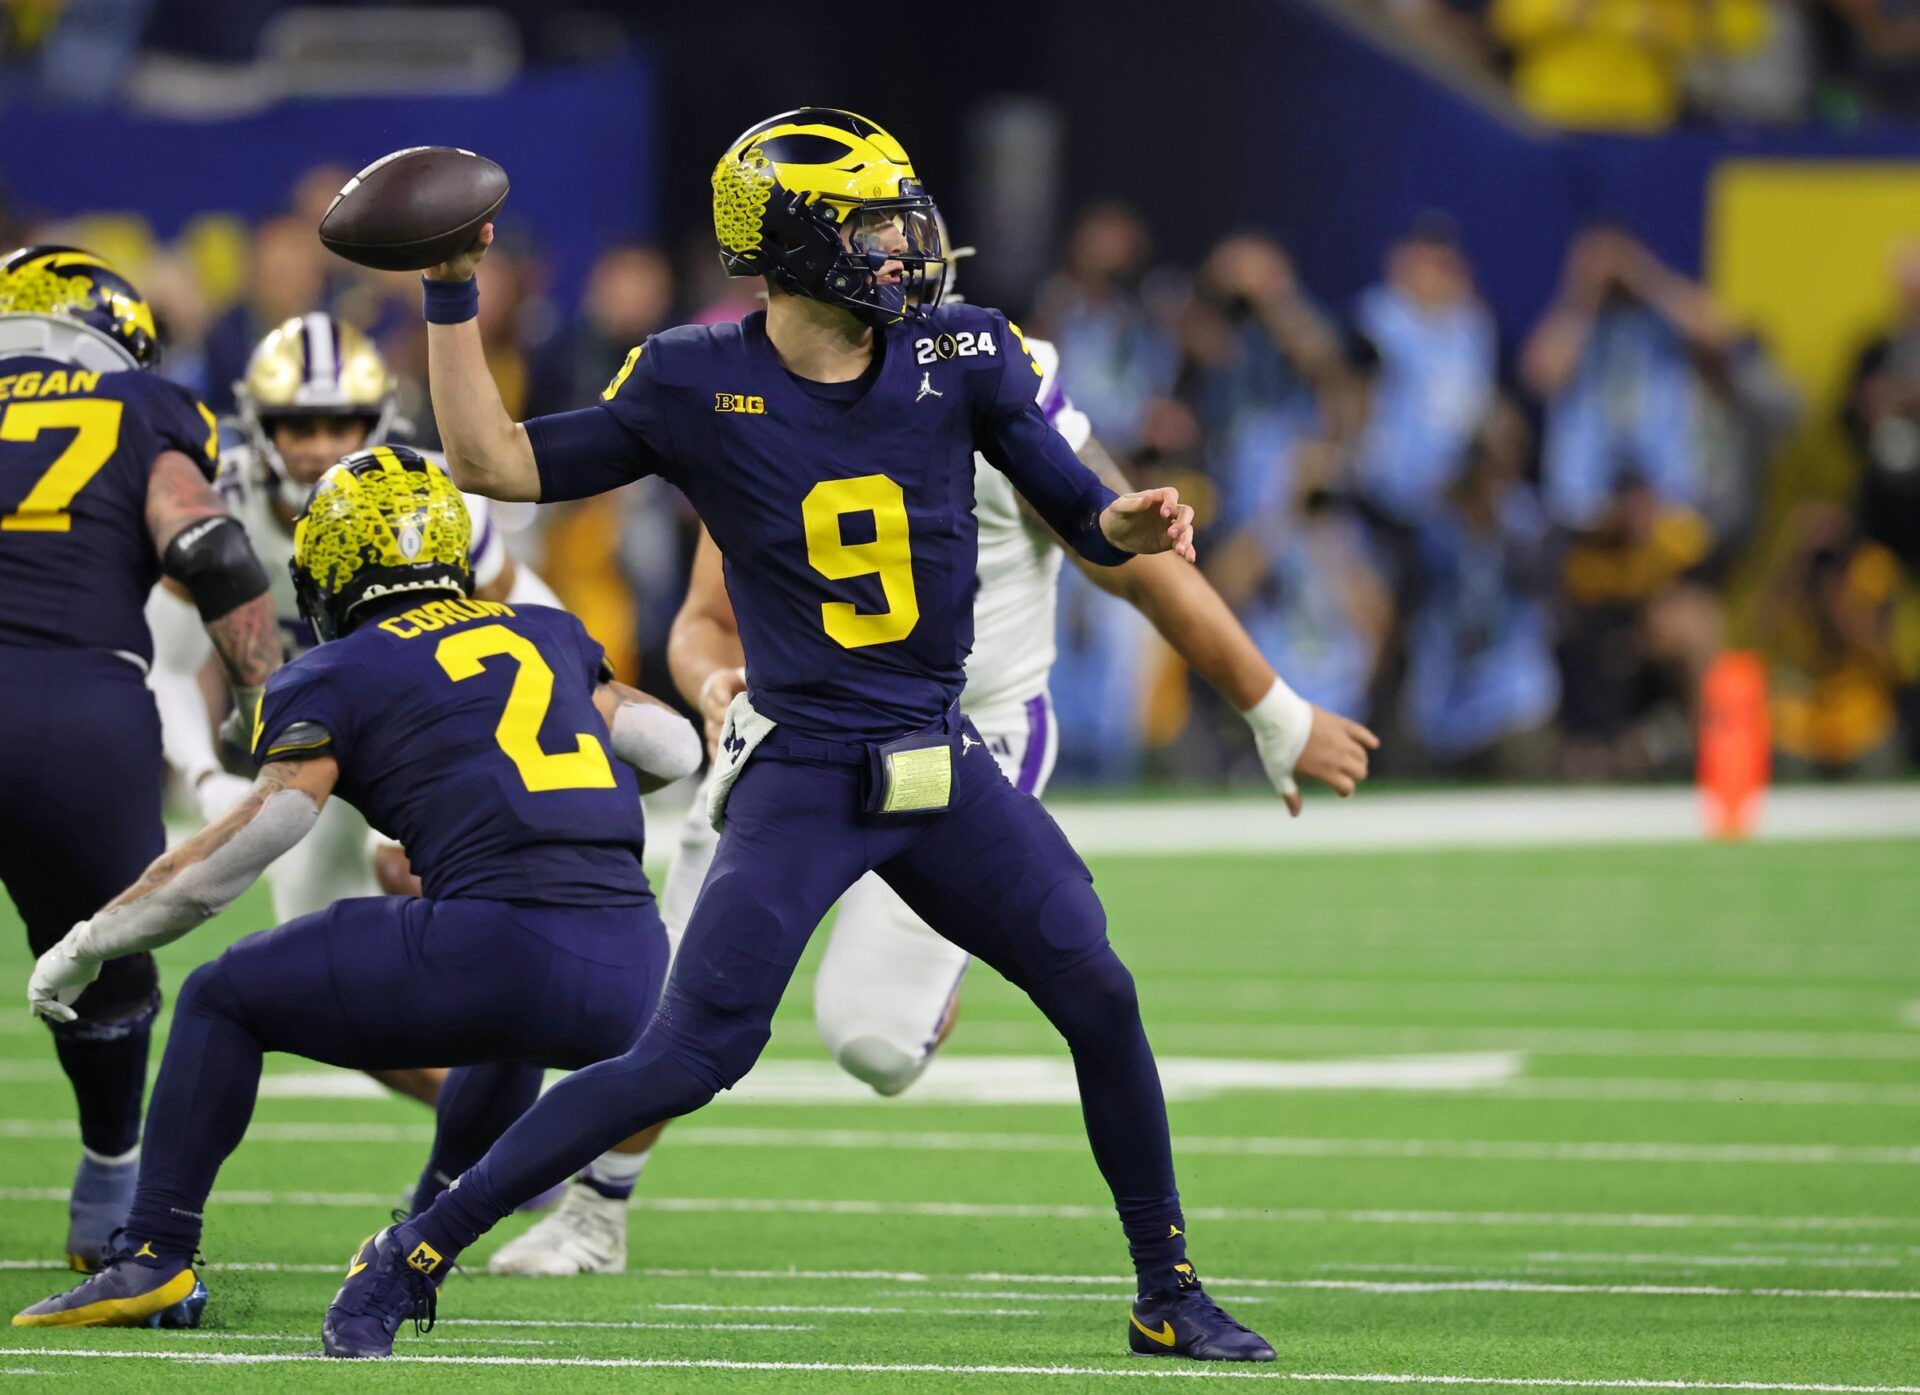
[1,830,1916,1391]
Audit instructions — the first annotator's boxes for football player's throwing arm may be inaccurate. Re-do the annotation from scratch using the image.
[419,227,542,501]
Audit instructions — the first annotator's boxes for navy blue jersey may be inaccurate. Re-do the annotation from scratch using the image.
[252,598,651,907]
[526,303,1124,743]
[0,358,217,662]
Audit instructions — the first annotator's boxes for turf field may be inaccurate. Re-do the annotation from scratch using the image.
[1,800,1916,1391]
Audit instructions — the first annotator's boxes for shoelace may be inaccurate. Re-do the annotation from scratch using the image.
[404,1265,437,1337]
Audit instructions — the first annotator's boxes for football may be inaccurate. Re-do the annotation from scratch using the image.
[317,146,509,271]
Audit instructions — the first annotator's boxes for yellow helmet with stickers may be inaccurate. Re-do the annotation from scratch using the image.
[291,445,472,642]
[0,244,161,371]
[711,107,945,325]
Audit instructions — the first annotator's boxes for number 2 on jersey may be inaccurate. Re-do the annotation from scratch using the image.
[802,474,919,649]
[0,399,123,532]
[434,624,617,792]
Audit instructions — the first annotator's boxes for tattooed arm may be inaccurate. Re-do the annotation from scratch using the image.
[28,759,335,1021]
[146,451,281,721]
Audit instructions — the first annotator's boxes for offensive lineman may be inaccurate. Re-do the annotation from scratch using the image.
[495,256,1377,1277]
[16,447,701,1329]
[0,246,282,1270]
[327,108,1276,1363]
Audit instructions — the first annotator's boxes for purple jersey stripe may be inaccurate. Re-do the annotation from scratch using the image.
[1016,694,1049,794]
[1038,380,1067,423]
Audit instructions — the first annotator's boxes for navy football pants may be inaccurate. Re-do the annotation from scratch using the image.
[0,648,164,1157]
[417,731,1189,1279]
[126,894,667,1254]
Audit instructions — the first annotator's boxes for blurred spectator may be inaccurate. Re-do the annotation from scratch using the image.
[1177,234,1362,528]
[1557,478,1725,778]
[1211,440,1393,726]
[1488,0,1770,129]
[199,215,328,413]
[570,245,675,396]
[1033,202,1179,453]
[1402,401,1563,775]
[1818,0,1920,119]
[1760,504,1909,773]
[1522,227,1745,534]
[1349,217,1497,538]
[1844,239,1920,577]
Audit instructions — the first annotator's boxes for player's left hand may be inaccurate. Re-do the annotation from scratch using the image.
[29,928,101,1024]
[1272,706,1380,814]
[1101,488,1196,562]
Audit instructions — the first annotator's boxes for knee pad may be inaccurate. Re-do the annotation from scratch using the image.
[57,954,159,1039]
[834,1035,927,1098]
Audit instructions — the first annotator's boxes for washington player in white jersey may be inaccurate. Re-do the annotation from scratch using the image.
[147,313,564,935]
[490,263,1378,1276]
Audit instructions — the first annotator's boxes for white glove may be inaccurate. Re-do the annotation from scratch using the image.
[1241,677,1314,800]
[29,925,101,1025]
[195,770,254,824]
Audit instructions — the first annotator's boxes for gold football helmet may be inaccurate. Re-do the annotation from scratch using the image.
[236,313,398,508]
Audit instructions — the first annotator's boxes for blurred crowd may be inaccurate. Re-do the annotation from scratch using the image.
[1379,0,1920,129]
[5,177,1917,787]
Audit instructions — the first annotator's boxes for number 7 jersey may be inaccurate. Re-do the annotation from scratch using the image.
[0,355,218,663]
[251,598,652,907]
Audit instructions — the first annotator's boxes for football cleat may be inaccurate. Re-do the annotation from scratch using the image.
[65,1153,139,1273]
[321,1226,443,1359]
[1127,1266,1275,1362]
[14,1235,205,1329]
[487,1181,626,1276]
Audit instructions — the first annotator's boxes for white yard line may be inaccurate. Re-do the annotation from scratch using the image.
[7,1118,1912,1162]
[4,1348,1919,1390]
[6,1192,1916,1235]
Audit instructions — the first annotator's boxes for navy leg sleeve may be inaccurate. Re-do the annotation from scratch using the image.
[408,1061,545,1218]
[408,758,878,1262]
[0,649,164,1157]
[879,734,1186,1284]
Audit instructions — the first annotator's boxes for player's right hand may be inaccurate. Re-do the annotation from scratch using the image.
[697,667,748,758]
[425,222,494,283]
[1290,706,1379,803]
[28,929,101,1024]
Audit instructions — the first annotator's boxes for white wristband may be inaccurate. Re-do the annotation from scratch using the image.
[1241,676,1314,772]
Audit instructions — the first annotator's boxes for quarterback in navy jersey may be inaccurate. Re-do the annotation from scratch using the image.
[0,246,282,1271]
[329,109,1273,1363]
[16,447,700,1331]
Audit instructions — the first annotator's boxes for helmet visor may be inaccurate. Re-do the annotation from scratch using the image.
[841,201,947,313]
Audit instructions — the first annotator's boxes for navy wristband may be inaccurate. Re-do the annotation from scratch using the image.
[421,276,479,324]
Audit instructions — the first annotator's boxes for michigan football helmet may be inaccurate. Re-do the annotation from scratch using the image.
[236,313,399,510]
[0,245,161,373]
[712,108,945,325]
[291,445,472,643]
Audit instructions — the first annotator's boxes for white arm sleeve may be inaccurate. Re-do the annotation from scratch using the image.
[463,491,509,592]
[608,700,704,793]
[504,556,562,609]
[72,789,320,960]
[145,586,221,782]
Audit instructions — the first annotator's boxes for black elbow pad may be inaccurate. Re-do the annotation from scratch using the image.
[160,515,271,621]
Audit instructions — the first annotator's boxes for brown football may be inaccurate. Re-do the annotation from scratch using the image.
[317,147,509,272]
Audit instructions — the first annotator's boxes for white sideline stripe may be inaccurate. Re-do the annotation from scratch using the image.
[7,1118,1912,1165]
[1489,1079,1920,1108]
[6,1193,1917,1236]
[8,1348,1920,1390]
[1046,784,1920,855]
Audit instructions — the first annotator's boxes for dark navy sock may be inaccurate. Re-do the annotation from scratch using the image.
[50,993,157,1159]
[1026,945,1189,1289]
[123,960,265,1258]
[407,1061,544,1219]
